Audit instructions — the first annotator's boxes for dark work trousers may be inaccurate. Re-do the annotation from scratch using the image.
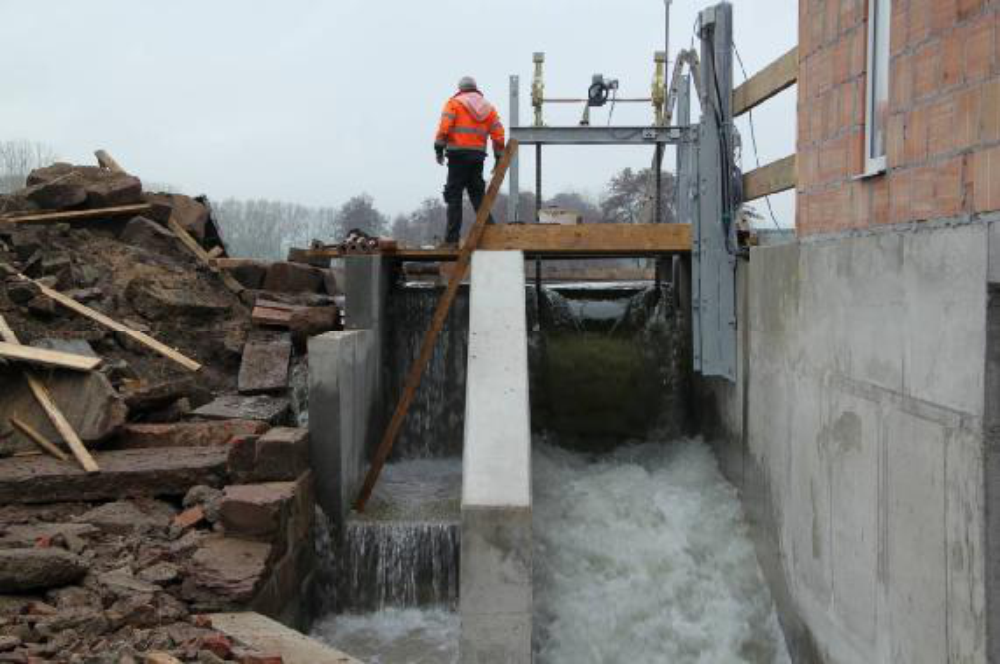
[443,151,494,243]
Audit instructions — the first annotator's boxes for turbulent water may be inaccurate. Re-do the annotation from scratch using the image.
[312,608,459,664]
[315,438,788,663]
[533,438,790,664]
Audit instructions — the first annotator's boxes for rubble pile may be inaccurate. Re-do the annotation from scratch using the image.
[0,159,338,663]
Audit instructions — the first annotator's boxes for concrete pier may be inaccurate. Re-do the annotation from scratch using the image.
[460,251,533,663]
[308,330,379,524]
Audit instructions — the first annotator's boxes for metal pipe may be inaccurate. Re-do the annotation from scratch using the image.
[509,75,521,223]
[535,144,542,222]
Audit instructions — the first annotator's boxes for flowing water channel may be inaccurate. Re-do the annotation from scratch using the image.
[313,437,789,663]
[312,282,788,662]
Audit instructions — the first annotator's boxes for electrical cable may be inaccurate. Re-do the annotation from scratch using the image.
[607,88,618,126]
[704,31,738,256]
[734,44,782,230]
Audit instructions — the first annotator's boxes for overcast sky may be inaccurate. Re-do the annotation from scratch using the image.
[0,0,797,224]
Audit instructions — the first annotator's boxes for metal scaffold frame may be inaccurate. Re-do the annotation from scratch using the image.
[506,1,740,381]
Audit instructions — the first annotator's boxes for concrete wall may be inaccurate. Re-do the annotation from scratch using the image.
[460,251,533,664]
[698,221,995,663]
[308,330,378,525]
[797,0,999,235]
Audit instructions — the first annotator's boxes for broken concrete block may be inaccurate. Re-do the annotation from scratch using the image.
[144,193,210,241]
[253,428,309,482]
[25,182,87,210]
[121,216,182,254]
[0,446,229,504]
[27,293,58,317]
[125,276,230,321]
[261,262,324,294]
[0,368,127,451]
[288,306,338,343]
[0,548,87,593]
[76,499,177,535]
[238,336,292,395]
[218,482,296,541]
[117,420,270,450]
[26,163,143,208]
[185,535,272,604]
[216,258,269,290]
[192,396,291,425]
[227,435,261,481]
[138,562,180,586]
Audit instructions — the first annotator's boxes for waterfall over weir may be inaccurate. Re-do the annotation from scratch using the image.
[333,458,462,612]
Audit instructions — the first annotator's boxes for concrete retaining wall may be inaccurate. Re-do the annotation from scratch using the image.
[460,251,533,663]
[697,221,996,663]
[308,330,378,524]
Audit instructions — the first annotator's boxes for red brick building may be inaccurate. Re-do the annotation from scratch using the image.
[797,0,999,234]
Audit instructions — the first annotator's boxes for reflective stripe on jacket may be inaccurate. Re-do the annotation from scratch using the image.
[435,91,506,154]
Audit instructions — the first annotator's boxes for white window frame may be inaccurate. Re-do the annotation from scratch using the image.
[864,0,891,176]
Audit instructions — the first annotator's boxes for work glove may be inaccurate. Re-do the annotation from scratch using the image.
[435,146,445,166]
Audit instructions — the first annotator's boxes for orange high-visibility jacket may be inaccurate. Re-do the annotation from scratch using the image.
[435,91,506,155]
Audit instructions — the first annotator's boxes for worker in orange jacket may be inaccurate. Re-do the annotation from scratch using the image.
[434,76,506,248]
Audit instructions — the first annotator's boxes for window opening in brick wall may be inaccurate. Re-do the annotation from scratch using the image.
[865,0,891,174]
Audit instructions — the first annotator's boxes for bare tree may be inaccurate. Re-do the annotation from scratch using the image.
[600,167,675,224]
[336,194,388,238]
[0,140,58,193]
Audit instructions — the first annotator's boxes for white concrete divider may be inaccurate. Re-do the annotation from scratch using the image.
[460,251,533,663]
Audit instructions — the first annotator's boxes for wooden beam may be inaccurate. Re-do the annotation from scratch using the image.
[743,154,797,201]
[12,275,202,373]
[94,149,126,174]
[0,314,99,473]
[733,46,798,117]
[355,140,520,513]
[10,417,69,462]
[480,222,690,255]
[0,341,102,372]
[0,204,152,224]
[296,222,692,262]
[167,217,245,297]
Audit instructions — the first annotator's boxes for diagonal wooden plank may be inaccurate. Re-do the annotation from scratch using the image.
[733,46,798,117]
[12,274,202,372]
[354,141,520,512]
[10,417,69,462]
[0,204,152,224]
[167,217,245,297]
[0,314,99,473]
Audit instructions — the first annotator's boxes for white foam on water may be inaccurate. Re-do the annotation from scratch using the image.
[311,608,459,664]
[533,438,791,664]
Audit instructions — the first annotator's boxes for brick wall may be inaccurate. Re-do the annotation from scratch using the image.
[797,0,999,235]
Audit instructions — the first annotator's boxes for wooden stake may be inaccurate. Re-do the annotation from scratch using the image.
[94,149,126,174]
[0,314,99,473]
[11,275,202,373]
[10,417,69,462]
[167,217,245,297]
[354,141,519,512]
